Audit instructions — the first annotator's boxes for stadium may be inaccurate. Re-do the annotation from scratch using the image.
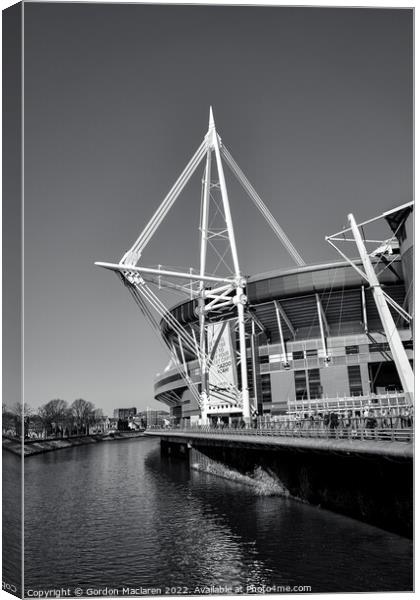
[97,111,413,426]
[154,244,413,426]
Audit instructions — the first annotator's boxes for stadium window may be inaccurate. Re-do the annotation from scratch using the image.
[369,342,390,353]
[292,350,305,360]
[259,354,269,364]
[348,365,363,396]
[294,370,308,400]
[306,349,318,357]
[345,345,359,355]
[403,340,413,350]
[261,374,272,403]
[308,368,322,399]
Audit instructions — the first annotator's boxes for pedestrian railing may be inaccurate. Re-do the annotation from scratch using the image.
[287,392,410,415]
[149,417,413,443]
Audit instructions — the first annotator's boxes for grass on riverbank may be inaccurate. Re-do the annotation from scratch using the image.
[2,431,146,456]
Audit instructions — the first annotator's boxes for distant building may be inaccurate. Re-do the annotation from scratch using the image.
[128,415,145,430]
[113,407,137,420]
[138,410,170,428]
[105,416,119,431]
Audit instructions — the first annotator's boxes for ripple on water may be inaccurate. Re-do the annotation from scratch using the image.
[17,438,413,593]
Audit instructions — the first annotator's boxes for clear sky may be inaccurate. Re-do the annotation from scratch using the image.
[22,4,412,415]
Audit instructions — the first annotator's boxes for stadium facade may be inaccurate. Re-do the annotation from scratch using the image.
[154,209,413,425]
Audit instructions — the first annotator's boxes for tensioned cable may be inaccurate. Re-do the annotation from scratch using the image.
[139,284,201,356]
[323,267,338,317]
[369,278,413,392]
[198,163,206,261]
[208,238,234,276]
[337,276,345,337]
[133,139,207,254]
[131,278,240,403]
[173,336,204,407]
[208,189,225,225]
[124,280,203,408]
[142,275,198,299]
[381,280,413,346]
[221,144,306,267]
[122,139,208,261]
[125,282,202,405]
[370,221,404,268]
[374,252,402,279]
[379,290,412,322]
[327,237,411,321]
[305,273,337,342]
[126,290,202,408]
[371,217,406,273]
[127,282,203,401]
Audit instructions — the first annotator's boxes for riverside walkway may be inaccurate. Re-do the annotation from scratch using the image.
[146,419,413,458]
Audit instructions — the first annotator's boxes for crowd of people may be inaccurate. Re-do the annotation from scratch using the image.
[285,405,414,431]
[194,404,414,435]
[166,403,414,439]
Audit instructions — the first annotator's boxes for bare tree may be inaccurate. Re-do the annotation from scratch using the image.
[10,401,32,418]
[2,404,15,436]
[71,398,95,435]
[38,399,68,438]
[63,407,75,437]
[6,402,34,438]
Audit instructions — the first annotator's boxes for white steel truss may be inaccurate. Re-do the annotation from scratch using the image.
[325,203,414,401]
[97,108,304,423]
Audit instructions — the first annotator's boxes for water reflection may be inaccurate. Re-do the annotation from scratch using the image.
[20,438,412,594]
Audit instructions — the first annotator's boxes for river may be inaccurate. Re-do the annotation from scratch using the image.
[3,437,413,595]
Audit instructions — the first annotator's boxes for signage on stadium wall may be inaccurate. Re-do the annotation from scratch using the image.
[207,322,237,399]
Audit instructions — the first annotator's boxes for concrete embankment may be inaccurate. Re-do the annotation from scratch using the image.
[2,431,146,456]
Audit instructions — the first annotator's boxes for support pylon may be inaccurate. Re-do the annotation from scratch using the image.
[200,107,250,422]
[97,107,305,425]
[348,213,414,402]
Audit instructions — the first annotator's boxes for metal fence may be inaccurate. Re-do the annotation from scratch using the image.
[287,392,410,415]
[150,416,413,443]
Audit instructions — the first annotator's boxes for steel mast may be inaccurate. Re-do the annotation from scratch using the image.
[97,108,305,424]
[347,212,414,402]
[326,204,414,403]
[191,108,250,422]
[197,111,213,423]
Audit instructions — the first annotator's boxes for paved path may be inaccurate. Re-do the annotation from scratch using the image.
[146,430,413,458]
